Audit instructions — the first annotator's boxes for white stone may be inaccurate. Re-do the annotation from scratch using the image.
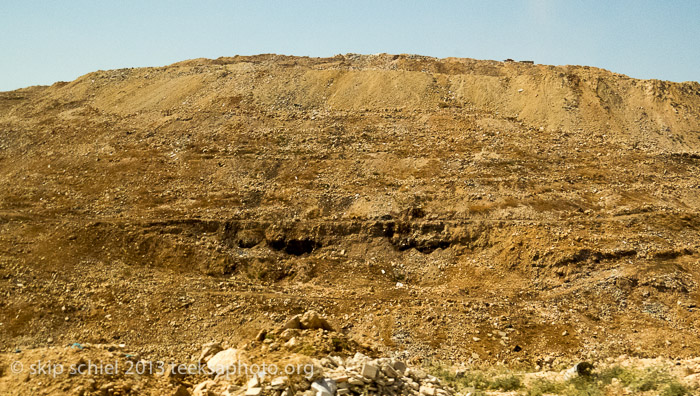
[207,348,245,376]
[361,362,379,379]
[247,376,260,389]
[420,385,436,396]
[198,342,223,363]
[193,380,216,396]
[271,376,289,389]
[245,387,262,396]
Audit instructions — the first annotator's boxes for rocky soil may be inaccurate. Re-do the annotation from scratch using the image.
[1,53,700,394]
[2,311,700,395]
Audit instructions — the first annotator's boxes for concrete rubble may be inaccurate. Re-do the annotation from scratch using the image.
[190,351,454,396]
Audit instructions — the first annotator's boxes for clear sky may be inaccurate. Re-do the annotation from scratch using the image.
[1,1,699,91]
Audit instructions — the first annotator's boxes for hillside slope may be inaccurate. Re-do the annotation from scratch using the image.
[1,54,700,378]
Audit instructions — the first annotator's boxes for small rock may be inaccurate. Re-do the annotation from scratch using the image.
[244,387,262,396]
[193,380,216,396]
[280,328,300,341]
[207,349,245,376]
[247,376,259,389]
[320,357,337,368]
[311,379,335,396]
[361,362,379,379]
[165,364,186,381]
[300,310,334,331]
[221,384,240,396]
[198,342,223,364]
[332,374,349,383]
[283,315,302,330]
[270,376,289,390]
[347,377,364,386]
[409,368,428,380]
[381,364,399,378]
[312,378,337,394]
[392,360,407,374]
[172,385,191,396]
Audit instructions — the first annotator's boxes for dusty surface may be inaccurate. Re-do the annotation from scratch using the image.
[1,53,700,394]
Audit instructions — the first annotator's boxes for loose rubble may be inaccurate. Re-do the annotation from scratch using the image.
[185,312,454,396]
[190,352,454,396]
[3,54,700,395]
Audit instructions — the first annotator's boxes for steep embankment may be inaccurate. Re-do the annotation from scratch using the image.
[1,54,700,375]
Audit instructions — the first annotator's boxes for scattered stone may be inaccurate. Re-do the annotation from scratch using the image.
[332,374,349,383]
[353,352,369,362]
[392,359,407,374]
[300,310,334,331]
[198,342,223,364]
[193,380,216,396]
[361,362,379,379]
[244,387,263,396]
[271,376,289,389]
[207,348,245,375]
[172,385,191,396]
[280,328,300,341]
[311,378,336,396]
[347,377,364,386]
[320,357,337,368]
[283,315,302,330]
[247,376,260,389]
[409,368,428,380]
[381,363,399,378]
[221,385,240,396]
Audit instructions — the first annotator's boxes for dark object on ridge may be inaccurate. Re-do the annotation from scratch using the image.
[574,362,594,376]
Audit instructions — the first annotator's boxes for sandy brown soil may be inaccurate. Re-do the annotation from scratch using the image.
[1,53,700,394]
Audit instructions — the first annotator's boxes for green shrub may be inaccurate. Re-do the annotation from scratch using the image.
[661,382,689,396]
[490,374,521,391]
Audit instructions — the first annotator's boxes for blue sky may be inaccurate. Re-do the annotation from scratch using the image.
[1,1,698,91]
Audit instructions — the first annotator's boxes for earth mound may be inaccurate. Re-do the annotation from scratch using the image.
[1,53,700,394]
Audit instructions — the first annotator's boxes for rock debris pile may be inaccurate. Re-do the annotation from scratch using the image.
[192,352,453,396]
[188,311,454,396]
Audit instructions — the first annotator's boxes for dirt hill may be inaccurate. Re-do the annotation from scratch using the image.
[1,53,700,394]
